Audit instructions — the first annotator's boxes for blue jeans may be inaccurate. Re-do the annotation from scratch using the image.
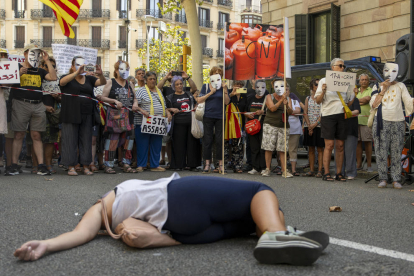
[135,125,163,168]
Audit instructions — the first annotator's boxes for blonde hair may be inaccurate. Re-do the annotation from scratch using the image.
[114,60,130,78]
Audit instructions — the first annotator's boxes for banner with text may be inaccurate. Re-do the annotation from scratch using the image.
[0,61,20,84]
[141,115,168,136]
[325,70,357,93]
[52,44,98,75]
[8,55,25,63]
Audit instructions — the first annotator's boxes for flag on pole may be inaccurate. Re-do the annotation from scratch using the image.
[39,0,83,38]
[284,17,291,79]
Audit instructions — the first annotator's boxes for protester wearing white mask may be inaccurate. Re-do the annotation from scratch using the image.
[101,61,139,174]
[196,67,231,173]
[370,63,414,189]
[260,80,293,178]
[245,80,268,175]
[59,56,106,176]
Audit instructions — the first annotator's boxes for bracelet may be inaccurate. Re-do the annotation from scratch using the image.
[186,77,190,81]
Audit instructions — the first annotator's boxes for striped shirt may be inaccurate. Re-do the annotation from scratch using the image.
[134,86,166,125]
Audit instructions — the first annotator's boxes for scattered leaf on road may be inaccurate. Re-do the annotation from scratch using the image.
[329,206,342,212]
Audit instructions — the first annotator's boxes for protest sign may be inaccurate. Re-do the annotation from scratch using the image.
[42,80,61,95]
[141,115,168,136]
[325,70,357,93]
[8,55,25,63]
[0,61,20,84]
[52,44,98,75]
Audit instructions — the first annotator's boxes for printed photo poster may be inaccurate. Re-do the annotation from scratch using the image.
[225,23,285,80]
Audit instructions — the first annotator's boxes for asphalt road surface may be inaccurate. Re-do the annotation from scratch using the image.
[1,167,414,276]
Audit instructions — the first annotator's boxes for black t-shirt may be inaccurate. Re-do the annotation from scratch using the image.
[347,99,361,138]
[246,88,256,99]
[11,64,47,101]
[60,75,98,123]
[167,93,192,124]
[162,86,191,98]
[42,94,54,107]
[229,88,249,127]
[246,94,267,123]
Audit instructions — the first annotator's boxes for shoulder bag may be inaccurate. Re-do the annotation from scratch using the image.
[337,92,353,119]
[195,84,207,121]
[104,81,133,133]
[245,97,266,135]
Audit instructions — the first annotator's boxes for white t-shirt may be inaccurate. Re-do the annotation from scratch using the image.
[288,99,303,135]
[314,78,355,117]
[111,173,181,231]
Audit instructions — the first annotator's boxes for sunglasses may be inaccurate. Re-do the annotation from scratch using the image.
[334,64,346,69]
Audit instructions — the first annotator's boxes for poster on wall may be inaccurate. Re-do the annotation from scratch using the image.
[224,22,290,81]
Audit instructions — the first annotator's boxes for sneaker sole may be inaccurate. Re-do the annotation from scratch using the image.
[37,172,51,176]
[254,243,322,266]
[299,231,330,251]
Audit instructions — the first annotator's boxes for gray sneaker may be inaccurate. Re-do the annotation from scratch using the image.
[254,231,323,266]
[261,168,271,177]
[393,182,402,189]
[287,226,330,251]
[366,167,373,173]
[378,180,387,188]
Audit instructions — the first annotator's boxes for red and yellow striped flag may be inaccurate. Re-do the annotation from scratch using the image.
[39,0,83,38]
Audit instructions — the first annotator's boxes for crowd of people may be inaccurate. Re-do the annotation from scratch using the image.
[1,45,413,189]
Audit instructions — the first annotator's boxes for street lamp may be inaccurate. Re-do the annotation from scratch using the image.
[143,15,155,71]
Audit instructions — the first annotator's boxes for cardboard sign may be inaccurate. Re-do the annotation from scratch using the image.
[325,70,357,92]
[0,61,20,84]
[52,44,98,75]
[8,55,25,63]
[141,115,168,136]
[42,80,61,95]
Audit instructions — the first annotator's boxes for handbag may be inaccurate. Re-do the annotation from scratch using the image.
[367,107,377,128]
[104,83,133,133]
[195,84,207,121]
[99,199,181,249]
[191,111,204,138]
[46,104,61,127]
[245,97,266,135]
[337,92,353,119]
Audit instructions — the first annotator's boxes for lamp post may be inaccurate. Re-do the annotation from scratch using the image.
[143,15,155,71]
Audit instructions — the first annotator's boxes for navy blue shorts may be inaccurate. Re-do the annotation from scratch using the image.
[163,176,276,244]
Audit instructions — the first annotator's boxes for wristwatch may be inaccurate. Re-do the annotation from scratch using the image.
[185,76,191,81]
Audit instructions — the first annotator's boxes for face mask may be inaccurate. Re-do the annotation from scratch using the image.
[256,82,266,97]
[383,63,399,82]
[28,49,41,68]
[210,74,222,89]
[118,63,130,80]
[75,57,86,75]
[273,81,285,96]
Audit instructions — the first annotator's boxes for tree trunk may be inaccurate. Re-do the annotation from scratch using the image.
[182,0,203,88]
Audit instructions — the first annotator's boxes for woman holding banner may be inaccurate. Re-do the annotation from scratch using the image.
[100,61,138,174]
[59,56,107,176]
[134,71,172,172]
[196,67,231,174]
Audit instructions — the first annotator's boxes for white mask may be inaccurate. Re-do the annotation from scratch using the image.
[210,74,222,89]
[273,80,285,96]
[383,63,399,82]
[256,82,266,97]
[75,57,86,75]
[118,62,130,80]
[28,49,41,68]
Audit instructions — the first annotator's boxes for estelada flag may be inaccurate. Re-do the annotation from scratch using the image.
[39,0,83,38]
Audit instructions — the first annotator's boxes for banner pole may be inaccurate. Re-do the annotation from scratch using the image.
[283,28,287,179]
[222,23,226,175]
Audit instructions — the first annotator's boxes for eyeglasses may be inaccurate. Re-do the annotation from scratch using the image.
[334,64,346,69]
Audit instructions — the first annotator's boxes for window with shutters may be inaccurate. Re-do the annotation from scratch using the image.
[199,8,210,28]
[92,0,102,17]
[96,56,101,65]
[117,0,131,18]
[15,25,25,48]
[218,12,229,30]
[43,3,53,17]
[43,26,53,47]
[67,26,77,45]
[13,0,26,18]
[241,14,261,25]
[119,26,126,48]
[92,26,102,47]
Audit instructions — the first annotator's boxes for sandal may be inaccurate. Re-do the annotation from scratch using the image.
[335,173,347,182]
[75,164,82,172]
[31,168,38,174]
[234,169,243,174]
[118,161,124,167]
[98,164,106,170]
[46,165,57,174]
[202,164,211,174]
[315,171,323,178]
[123,165,137,173]
[83,167,94,175]
[292,171,300,177]
[68,167,78,176]
[218,165,227,174]
[322,173,334,181]
[303,171,315,177]
[104,167,116,174]
[90,165,99,173]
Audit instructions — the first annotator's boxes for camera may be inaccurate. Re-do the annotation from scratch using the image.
[172,71,182,77]
[85,64,96,73]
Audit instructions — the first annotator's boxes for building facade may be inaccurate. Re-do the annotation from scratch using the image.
[0,0,240,78]
[261,0,411,65]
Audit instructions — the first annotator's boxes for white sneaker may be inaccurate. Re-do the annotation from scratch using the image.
[261,168,271,177]
[248,168,259,175]
[254,231,323,265]
[366,167,373,173]
[282,171,293,178]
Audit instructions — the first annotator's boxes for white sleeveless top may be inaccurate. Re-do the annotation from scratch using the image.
[111,173,181,231]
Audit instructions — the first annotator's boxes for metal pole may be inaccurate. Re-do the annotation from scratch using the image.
[146,22,152,71]
[126,0,130,62]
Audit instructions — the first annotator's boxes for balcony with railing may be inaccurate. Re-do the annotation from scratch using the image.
[118,40,126,48]
[14,10,25,19]
[31,9,54,19]
[0,10,5,20]
[218,0,233,8]
[78,9,110,19]
[217,22,225,32]
[119,10,127,19]
[29,39,110,49]
[203,48,213,58]
[14,40,25,48]
[0,40,6,48]
[175,14,187,24]
[241,5,262,13]
[136,39,147,49]
[204,0,213,4]
[217,50,224,58]
[136,9,172,20]
[199,20,213,29]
